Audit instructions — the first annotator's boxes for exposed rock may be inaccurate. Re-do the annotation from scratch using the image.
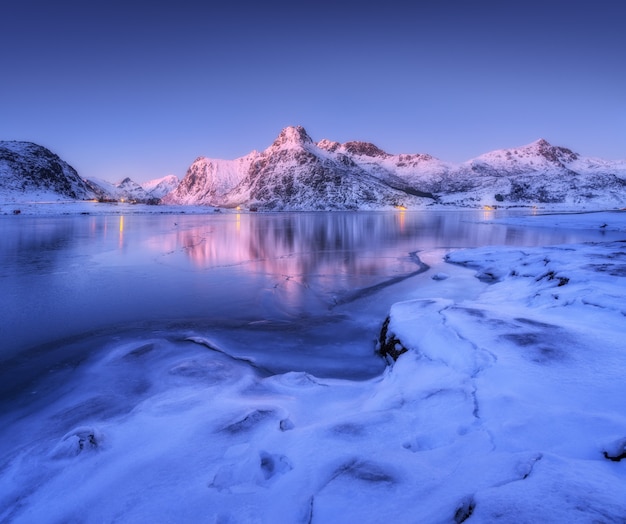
[454,496,476,523]
[49,426,102,458]
[377,316,408,361]
[342,141,389,158]
[602,437,626,462]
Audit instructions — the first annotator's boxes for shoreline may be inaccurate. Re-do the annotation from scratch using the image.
[1,199,624,217]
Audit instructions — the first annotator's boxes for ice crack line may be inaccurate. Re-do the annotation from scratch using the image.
[438,305,499,375]
[437,305,498,449]
[184,336,275,376]
[330,251,429,308]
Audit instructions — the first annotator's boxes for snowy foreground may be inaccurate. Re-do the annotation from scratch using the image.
[1,212,626,523]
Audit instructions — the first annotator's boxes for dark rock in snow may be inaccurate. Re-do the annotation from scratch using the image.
[377,316,408,361]
[454,496,476,523]
[343,141,389,158]
[602,437,626,462]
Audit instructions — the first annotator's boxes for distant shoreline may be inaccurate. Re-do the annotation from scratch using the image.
[1,200,622,217]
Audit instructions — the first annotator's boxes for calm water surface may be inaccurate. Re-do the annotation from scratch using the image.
[0,210,619,380]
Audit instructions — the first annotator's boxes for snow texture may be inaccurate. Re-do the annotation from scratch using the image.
[1,211,625,522]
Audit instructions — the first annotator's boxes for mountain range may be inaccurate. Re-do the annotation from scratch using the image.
[164,126,626,210]
[2,129,625,209]
[85,174,180,203]
[0,141,179,204]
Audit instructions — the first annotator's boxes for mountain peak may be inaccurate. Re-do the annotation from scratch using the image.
[534,138,551,148]
[530,138,579,163]
[343,141,388,158]
[271,126,313,149]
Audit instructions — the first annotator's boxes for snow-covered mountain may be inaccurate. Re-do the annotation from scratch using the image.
[0,141,95,202]
[164,127,434,210]
[166,127,626,210]
[438,139,626,206]
[142,174,180,199]
[85,174,180,203]
[3,132,625,209]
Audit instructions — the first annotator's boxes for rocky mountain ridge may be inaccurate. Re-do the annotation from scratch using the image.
[165,126,626,210]
[164,126,438,210]
[85,174,179,203]
[2,131,625,209]
[0,141,94,201]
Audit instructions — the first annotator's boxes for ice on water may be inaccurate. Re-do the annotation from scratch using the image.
[1,211,626,522]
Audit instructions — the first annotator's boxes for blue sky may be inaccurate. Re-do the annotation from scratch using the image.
[2,1,624,183]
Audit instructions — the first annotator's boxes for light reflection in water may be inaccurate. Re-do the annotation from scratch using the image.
[138,210,607,316]
[119,215,124,248]
[397,209,406,232]
[482,206,495,221]
[2,210,625,361]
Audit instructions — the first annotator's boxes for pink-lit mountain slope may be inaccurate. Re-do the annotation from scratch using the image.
[165,127,626,210]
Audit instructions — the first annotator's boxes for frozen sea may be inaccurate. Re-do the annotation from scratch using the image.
[1,205,625,522]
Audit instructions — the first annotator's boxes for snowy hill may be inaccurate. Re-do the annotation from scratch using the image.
[0,141,95,202]
[167,127,626,210]
[85,174,180,203]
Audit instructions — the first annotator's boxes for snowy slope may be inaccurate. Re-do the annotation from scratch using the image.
[171,127,626,210]
[0,141,95,202]
[85,175,180,203]
[1,212,625,522]
[168,127,434,210]
[142,174,180,199]
[117,177,149,201]
[335,136,626,207]
[441,139,626,206]
[163,154,258,206]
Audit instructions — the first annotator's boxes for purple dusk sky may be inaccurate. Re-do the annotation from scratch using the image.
[2,1,625,183]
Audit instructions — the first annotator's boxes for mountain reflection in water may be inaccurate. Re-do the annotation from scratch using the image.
[1,210,619,367]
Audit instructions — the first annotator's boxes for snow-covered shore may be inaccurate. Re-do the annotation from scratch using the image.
[1,199,625,217]
[0,211,625,522]
[0,200,223,216]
